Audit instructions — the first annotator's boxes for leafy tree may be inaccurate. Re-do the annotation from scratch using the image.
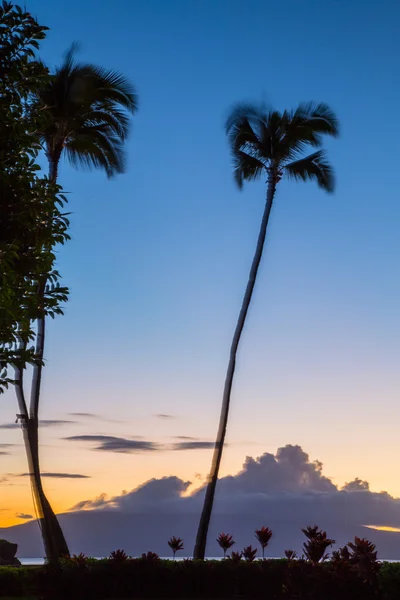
[0,1,70,561]
[194,101,338,559]
[1,9,137,561]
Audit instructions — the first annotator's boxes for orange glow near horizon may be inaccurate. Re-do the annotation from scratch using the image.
[364,525,400,533]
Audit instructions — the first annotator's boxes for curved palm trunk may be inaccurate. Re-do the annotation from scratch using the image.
[23,418,69,560]
[19,153,70,561]
[193,176,277,560]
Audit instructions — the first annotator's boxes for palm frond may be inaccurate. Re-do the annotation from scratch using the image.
[82,108,130,140]
[232,150,265,189]
[293,102,339,137]
[278,102,338,163]
[65,129,125,177]
[35,45,136,179]
[225,102,268,136]
[86,65,138,113]
[284,150,334,192]
[226,106,261,156]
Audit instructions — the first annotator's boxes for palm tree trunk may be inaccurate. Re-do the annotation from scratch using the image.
[47,154,59,184]
[17,152,70,561]
[23,418,69,561]
[193,176,278,560]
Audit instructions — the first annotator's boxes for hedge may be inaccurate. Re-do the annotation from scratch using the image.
[1,559,400,599]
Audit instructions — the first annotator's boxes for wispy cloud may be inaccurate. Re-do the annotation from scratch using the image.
[155,414,175,419]
[68,413,122,424]
[15,513,33,520]
[171,441,215,450]
[0,420,77,429]
[0,443,13,454]
[64,435,217,454]
[69,413,100,418]
[65,435,160,453]
[18,472,90,479]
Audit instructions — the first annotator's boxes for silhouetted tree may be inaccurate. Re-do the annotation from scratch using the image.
[0,1,70,562]
[302,525,335,565]
[255,526,273,558]
[194,102,338,559]
[20,45,137,560]
[168,536,184,559]
[216,533,235,558]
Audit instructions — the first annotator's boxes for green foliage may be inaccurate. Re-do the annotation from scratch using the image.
[0,1,69,395]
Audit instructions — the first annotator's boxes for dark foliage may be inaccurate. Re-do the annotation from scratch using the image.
[216,533,235,558]
[255,526,273,558]
[0,557,394,599]
[168,536,184,559]
[302,525,335,564]
[109,549,129,563]
[242,545,258,562]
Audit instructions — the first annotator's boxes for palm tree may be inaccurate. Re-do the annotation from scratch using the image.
[19,46,137,562]
[39,45,137,183]
[193,102,338,560]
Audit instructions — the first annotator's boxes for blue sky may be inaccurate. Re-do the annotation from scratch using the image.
[1,0,400,524]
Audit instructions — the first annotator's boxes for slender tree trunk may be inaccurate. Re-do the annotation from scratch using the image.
[17,152,69,561]
[193,176,278,560]
[23,418,69,561]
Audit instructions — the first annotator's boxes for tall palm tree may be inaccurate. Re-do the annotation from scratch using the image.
[19,46,137,561]
[193,102,339,560]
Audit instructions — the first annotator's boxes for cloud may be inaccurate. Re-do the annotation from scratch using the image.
[18,472,90,479]
[10,445,400,560]
[71,493,110,511]
[342,477,370,492]
[69,413,100,419]
[171,441,215,450]
[68,413,121,423]
[155,414,174,419]
[65,435,160,453]
[0,420,76,429]
[65,435,218,453]
[71,445,400,527]
[15,513,33,520]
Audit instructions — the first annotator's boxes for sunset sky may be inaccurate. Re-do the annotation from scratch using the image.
[1,0,400,529]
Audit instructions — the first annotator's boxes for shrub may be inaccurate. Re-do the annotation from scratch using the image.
[255,526,273,558]
[242,545,257,562]
[302,525,335,565]
[109,548,129,563]
[216,533,235,558]
[168,536,184,559]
